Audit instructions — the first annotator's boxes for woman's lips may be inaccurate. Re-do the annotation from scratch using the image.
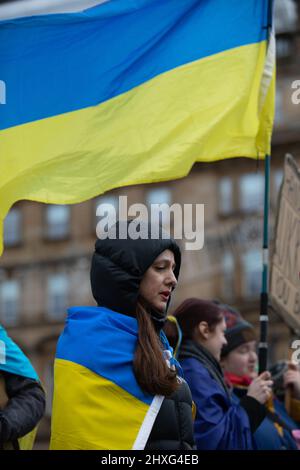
[160,292,170,301]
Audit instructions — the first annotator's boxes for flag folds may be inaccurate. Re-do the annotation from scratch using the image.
[0,0,275,253]
[50,306,164,450]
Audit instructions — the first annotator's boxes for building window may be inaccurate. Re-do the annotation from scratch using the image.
[0,280,20,326]
[242,249,262,298]
[219,177,233,215]
[276,37,293,59]
[239,173,264,213]
[47,274,69,320]
[221,252,235,300]
[45,205,70,240]
[274,0,298,33]
[146,188,172,226]
[3,208,22,247]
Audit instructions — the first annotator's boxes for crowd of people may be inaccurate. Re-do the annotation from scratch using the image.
[0,221,299,450]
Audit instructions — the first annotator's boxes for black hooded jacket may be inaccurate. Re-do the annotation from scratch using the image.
[90,220,195,450]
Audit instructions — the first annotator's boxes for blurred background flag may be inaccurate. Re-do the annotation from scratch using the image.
[0,0,275,255]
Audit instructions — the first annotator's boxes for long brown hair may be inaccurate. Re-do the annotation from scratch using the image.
[133,301,179,396]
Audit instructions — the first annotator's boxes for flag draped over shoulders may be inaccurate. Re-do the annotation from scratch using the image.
[0,324,38,381]
[0,0,275,254]
[50,306,164,450]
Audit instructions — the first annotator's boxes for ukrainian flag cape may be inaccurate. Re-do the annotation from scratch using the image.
[0,325,39,449]
[0,0,275,254]
[50,306,168,450]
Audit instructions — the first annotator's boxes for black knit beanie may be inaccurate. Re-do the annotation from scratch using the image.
[214,302,256,358]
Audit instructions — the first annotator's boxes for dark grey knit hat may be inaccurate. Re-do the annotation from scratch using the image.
[213,301,256,358]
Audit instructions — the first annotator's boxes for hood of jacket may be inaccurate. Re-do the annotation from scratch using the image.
[90,220,181,326]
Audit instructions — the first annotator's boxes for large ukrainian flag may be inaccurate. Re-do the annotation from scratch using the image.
[50,306,165,450]
[0,0,275,254]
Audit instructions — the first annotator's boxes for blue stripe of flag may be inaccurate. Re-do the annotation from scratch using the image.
[0,0,268,131]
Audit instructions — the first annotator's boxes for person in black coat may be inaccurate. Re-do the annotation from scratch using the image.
[51,219,195,450]
[93,220,195,450]
[0,324,46,450]
[0,371,45,449]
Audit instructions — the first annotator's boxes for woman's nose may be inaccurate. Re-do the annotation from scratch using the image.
[250,351,258,362]
[167,270,177,287]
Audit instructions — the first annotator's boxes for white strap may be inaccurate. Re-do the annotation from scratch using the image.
[132,395,164,450]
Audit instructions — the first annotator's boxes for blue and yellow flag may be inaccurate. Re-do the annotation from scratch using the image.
[50,306,168,450]
[0,0,275,254]
[0,324,38,381]
[0,324,39,449]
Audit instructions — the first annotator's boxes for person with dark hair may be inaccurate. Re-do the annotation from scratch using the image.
[220,305,300,450]
[50,220,195,450]
[166,298,273,450]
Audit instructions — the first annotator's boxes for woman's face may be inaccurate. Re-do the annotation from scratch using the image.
[222,341,258,379]
[139,249,177,313]
[200,317,227,361]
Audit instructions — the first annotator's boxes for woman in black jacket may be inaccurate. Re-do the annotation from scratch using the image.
[50,220,195,450]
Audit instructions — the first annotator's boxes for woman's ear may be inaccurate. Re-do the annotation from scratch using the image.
[198,321,210,340]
